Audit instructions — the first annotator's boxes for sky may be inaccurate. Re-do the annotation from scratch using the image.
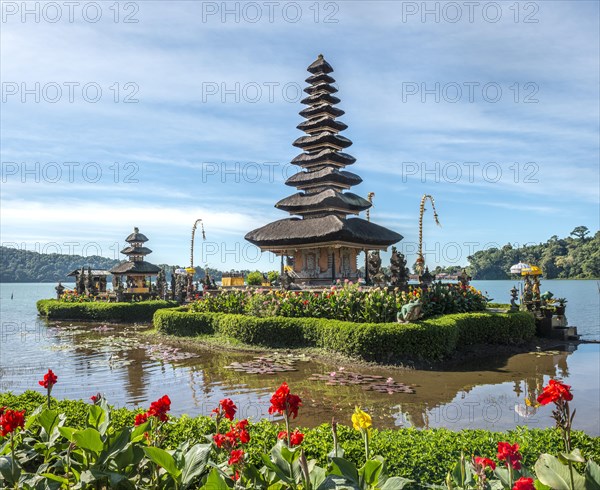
[1,0,599,272]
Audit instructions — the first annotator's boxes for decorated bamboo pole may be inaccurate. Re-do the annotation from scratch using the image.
[365,192,375,285]
[416,195,441,276]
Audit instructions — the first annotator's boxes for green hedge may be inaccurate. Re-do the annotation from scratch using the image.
[37,299,178,322]
[154,309,535,362]
[1,391,597,485]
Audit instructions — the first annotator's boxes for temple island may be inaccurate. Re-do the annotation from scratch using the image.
[245,55,403,285]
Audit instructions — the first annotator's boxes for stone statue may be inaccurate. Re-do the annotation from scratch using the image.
[156,268,167,300]
[389,246,410,290]
[175,272,185,303]
[368,251,387,286]
[510,285,519,311]
[458,268,471,288]
[86,266,97,296]
[170,267,177,300]
[55,282,65,300]
[397,299,423,323]
[76,267,86,295]
[419,267,434,291]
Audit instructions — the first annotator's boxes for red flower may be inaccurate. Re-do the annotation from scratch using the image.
[134,412,148,426]
[213,433,227,448]
[0,409,26,437]
[147,395,171,422]
[513,477,535,490]
[39,369,58,389]
[474,456,496,470]
[497,442,522,470]
[268,382,302,419]
[537,379,573,406]
[289,429,304,447]
[212,398,237,421]
[228,449,244,465]
[277,430,287,440]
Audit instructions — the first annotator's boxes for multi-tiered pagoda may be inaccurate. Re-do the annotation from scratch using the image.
[245,55,402,284]
[110,227,161,294]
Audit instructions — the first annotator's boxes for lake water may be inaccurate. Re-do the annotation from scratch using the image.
[1,282,599,435]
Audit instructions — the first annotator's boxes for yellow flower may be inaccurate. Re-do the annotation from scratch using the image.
[352,406,372,431]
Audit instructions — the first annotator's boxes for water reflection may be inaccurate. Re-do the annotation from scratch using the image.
[12,319,594,435]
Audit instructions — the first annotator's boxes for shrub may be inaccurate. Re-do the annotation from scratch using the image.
[0,391,598,486]
[37,299,178,322]
[190,282,489,323]
[246,271,264,285]
[154,309,535,363]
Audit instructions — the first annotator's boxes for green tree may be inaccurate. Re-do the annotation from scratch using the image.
[570,226,590,240]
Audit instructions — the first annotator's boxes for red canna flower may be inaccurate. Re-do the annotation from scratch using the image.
[277,430,287,440]
[147,395,171,422]
[268,382,302,419]
[474,456,496,470]
[212,398,237,421]
[537,379,573,406]
[228,449,244,466]
[213,433,227,448]
[497,442,522,470]
[513,477,535,490]
[134,412,149,426]
[39,369,58,389]
[0,409,26,437]
[289,429,304,447]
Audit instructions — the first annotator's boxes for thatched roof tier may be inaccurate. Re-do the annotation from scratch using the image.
[110,261,161,275]
[305,73,335,85]
[120,246,153,255]
[307,54,334,74]
[125,227,148,243]
[299,104,344,120]
[291,149,356,168]
[301,93,341,106]
[245,215,402,249]
[245,55,403,258]
[275,190,371,215]
[285,168,362,189]
[293,132,352,151]
[67,269,110,277]
[297,117,347,134]
[304,83,338,95]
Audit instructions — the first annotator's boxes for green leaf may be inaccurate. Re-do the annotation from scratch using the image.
[38,409,60,436]
[309,465,327,489]
[0,456,20,484]
[559,449,586,464]
[535,454,585,490]
[203,468,230,489]
[41,473,69,485]
[73,428,104,454]
[359,459,383,487]
[380,476,415,490]
[144,446,181,480]
[585,460,600,490]
[58,426,77,442]
[330,457,360,485]
[181,444,211,488]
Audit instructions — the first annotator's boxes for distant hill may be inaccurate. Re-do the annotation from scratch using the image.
[0,247,121,283]
[0,246,239,283]
[466,227,599,280]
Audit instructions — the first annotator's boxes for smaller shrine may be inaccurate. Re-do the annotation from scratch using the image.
[67,268,110,293]
[110,227,161,297]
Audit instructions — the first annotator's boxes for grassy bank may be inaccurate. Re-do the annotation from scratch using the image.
[153,309,535,363]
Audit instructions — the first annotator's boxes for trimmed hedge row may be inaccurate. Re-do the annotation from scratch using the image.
[154,309,535,362]
[1,391,598,485]
[37,299,178,322]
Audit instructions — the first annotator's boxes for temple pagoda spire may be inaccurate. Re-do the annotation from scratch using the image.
[245,55,402,285]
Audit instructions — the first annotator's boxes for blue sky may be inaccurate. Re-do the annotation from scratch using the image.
[1,0,599,271]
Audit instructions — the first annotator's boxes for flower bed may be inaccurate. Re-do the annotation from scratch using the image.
[37,299,178,322]
[1,375,598,489]
[190,282,489,323]
[154,309,535,363]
